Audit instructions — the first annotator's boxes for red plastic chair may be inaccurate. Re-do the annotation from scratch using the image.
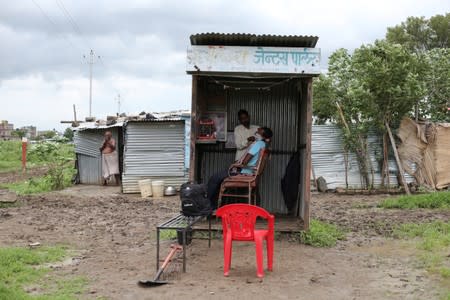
[216,204,275,278]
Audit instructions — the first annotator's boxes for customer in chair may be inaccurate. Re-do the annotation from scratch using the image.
[207,127,273,209]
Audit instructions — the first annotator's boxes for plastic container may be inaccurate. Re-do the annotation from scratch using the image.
[138,179,153,198]
[152,180,165,198]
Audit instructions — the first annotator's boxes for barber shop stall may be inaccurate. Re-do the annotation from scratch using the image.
[186,33,320,230]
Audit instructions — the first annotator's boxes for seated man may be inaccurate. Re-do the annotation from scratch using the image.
[207,127,273,209]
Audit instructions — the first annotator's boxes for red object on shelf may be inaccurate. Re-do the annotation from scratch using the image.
[216,204,274,278]
[197,119,216,140]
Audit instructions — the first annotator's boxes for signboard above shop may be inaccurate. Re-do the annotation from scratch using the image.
[186,45,321,75]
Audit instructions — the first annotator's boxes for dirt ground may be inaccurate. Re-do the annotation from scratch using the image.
[1,182,449,299]
[0,166,48,184]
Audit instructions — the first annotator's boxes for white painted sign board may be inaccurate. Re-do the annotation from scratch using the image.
[187,45,321,75]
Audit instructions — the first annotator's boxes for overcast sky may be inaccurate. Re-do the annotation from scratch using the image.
[1,0,448,131]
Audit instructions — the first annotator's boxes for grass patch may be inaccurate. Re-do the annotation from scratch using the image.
[300,219,345,247]
[159,230,178,240]
[0,141,74,173]
[379,192,450,209]
[393,221,450,298]
[0,141,75,195]
[0,245,87,299]
[1,167,75,195]
[393,221,450,251]
[0,201,20,208]
[0,141,25,173]
[441,267,450,279]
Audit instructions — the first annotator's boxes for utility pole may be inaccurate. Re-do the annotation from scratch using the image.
[88,49,93,117]
[73,104,77,122]
[83,50,99,117]
[116,94,121,115]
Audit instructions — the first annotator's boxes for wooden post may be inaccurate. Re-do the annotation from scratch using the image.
[385,121,410,195]
[189,75,198,182]
[303,78,313,230]
[21,137,27,173]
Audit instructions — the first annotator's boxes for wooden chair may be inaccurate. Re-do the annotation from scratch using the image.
[218,148,269,207]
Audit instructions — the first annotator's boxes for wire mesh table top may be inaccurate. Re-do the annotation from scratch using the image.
[157,214,206,230]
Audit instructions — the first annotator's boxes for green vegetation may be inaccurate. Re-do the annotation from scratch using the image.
[3,170,74,195]
[313,13,450,189]
[0,141,26,173]
[393,221,450,251]
[0,141,74,173]
[159,229,178,240]
[0,246,87,299]
[63,128,74,142]
[393,221,450,298]
[379,192,450,209]
[0,141,75,195]
[300,219,345,247]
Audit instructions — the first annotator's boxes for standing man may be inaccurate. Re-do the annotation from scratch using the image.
[100,131,120,186]
[234,109,259,161]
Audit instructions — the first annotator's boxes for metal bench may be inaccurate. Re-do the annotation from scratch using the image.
[156,213,211,273]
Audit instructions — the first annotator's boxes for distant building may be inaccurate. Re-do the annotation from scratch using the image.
[0,120,14,140]
[37,130,58,139]
[21,126,37,139]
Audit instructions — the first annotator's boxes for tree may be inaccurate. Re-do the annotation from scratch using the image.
[386,13,450,121]
[314,48,376,188]
[313,42,423,189]
[352,41,424,128]
[421,48,450,122]
[313,75,336,124]
[43,131,56,139]
[11,129,26,139]
[386,14,450,52]
[63,127,74,141]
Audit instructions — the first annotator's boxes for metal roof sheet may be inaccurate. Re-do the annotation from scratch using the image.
[125,118,185,123]
[190,33,319,48]
[74,122,124,131]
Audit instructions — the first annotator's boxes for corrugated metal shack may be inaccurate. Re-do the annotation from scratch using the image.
[121,119,187,193]
[73,123,124,185]
[186,33,321,230]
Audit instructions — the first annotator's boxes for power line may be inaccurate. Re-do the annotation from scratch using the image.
[98,56,122,94]
[31,0,81,52]
[55,0,82,35]
[54,0,92,49]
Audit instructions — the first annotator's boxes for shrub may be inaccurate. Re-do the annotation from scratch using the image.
[300,219,345,247]
[379,192,450,209]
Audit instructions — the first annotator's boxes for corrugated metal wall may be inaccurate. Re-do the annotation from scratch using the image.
[198,80,301,214]
[122,121,187,193]
[312,125,413,188]
[74,128,119,184]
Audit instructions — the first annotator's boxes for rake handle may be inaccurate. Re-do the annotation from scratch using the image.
[154,245,181,281]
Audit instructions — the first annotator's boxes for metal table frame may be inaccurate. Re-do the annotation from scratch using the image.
[156,214,211,272]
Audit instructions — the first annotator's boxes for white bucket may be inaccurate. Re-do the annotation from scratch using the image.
[152,180,165,198]
[138,179,153,198]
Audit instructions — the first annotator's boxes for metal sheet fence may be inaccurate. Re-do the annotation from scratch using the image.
[122,121,186,193]
[76,154,102,184]
[312,125,413,189]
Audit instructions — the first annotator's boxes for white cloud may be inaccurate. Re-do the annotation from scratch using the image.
[0,0,449,130]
